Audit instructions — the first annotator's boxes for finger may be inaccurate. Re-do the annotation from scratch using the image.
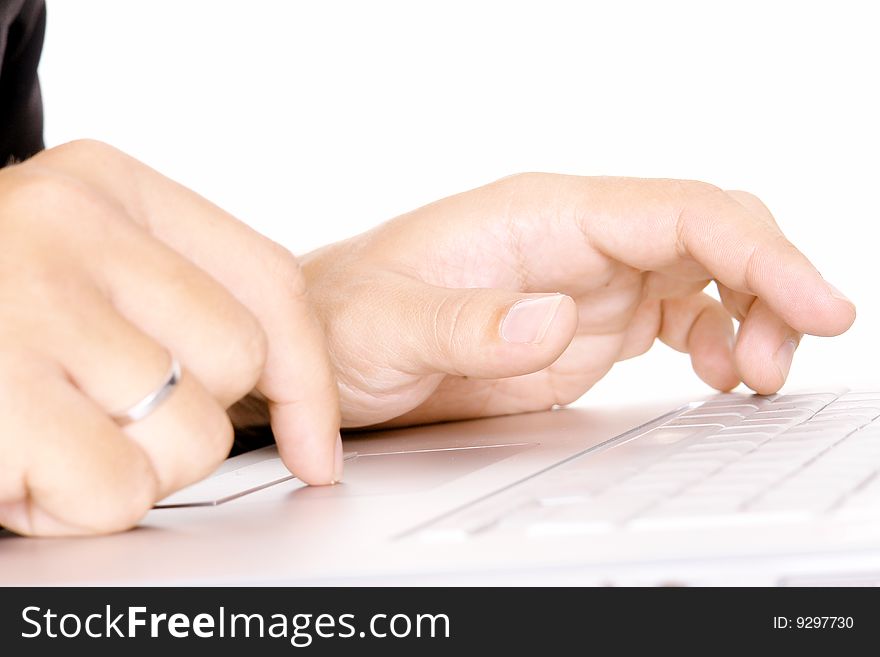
[32,288,236,497]
[256,262,343,484]
[358,274,578,380]
[721,190,807,392]
[714,190,779,323]
[570,177,856,337]
[90,213,268,409]
[398,174,855,337]
[657,292,740,391]
[617,297,661,361]
[725,190,781,230]
[35,140,341,485]
[0,357,157,536]
[717,281,754,323]
[735,297,802,395]
[142,183,341,485]
[374,331,623,428]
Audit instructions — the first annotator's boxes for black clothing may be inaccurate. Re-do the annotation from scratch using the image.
[0,0,45,165]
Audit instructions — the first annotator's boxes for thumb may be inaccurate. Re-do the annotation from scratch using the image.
[390,279,578,378]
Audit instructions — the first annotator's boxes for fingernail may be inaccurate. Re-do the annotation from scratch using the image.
[774,339,798,381]
[826,282,853,305]
[333,433,344,484]
[501,294,564,344]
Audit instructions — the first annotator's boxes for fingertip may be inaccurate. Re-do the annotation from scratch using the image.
[735,339,790,396]
[691,334,740,392]
[333,432,344,484]
[782,277,856,337]
[797,298,855,338]
[697,360,741,393]
[825,293,857,336]
[270,402,340,486]
[682,297,740,392]
[743,376,783,397]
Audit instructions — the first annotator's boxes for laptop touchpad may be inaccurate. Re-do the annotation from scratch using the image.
[313,443,536,497]
[156,443,535,507]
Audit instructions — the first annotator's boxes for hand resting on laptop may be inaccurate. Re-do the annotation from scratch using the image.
[0,140,341,537]
[299,174,856,428]
[0,146,856,537]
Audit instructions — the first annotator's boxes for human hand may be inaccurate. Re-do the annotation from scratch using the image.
[0,140,340,536]
[302,174,855,427]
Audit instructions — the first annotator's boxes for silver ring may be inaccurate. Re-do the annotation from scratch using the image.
[112,357,182,426]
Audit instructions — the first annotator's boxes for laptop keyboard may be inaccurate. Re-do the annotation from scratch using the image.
[417,391,880,541]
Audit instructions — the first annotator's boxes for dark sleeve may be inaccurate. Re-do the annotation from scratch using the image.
[0,0,46,167]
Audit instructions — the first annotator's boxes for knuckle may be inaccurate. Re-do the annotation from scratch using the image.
[666,179,726,214]
[506,171,542,184]
[427,290,480,373]
[494,171,552,192]
[268,243,308,299]
[727,189,761,204]
[667,179,727,249]
[679,178,724,197]
[0,167,81,211]
[429,294,462,361]
[42,138,121,163]
[82,464,157,534]
[0,248,88,322]
[0,165,118,249]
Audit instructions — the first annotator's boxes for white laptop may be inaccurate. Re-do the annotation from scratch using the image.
[2,386,879,586]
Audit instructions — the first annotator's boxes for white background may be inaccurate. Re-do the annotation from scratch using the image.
[38,0,879,407]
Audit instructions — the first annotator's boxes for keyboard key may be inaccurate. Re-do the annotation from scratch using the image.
[750,409,815,421]
[740,419,800,430]
[813,409,880,422]
[765,400,832,412]
[774,393,839,405]
[699,395,766,406]
[667,449,744,462]
[837,392,880,402]
[751,487,836,504]
[642,459,723,476]
[824,401,880,412]
[684,480,763,499]
[778,419,864,435]
[525,496,651,537]
[714,426,780,437]
[682,443,756,457]
[664,418,730,429]
[529,482,594,507]
[418,497,533,542]
[678,408,752,420]
[608,476,687,496]
[629,507,811,531]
